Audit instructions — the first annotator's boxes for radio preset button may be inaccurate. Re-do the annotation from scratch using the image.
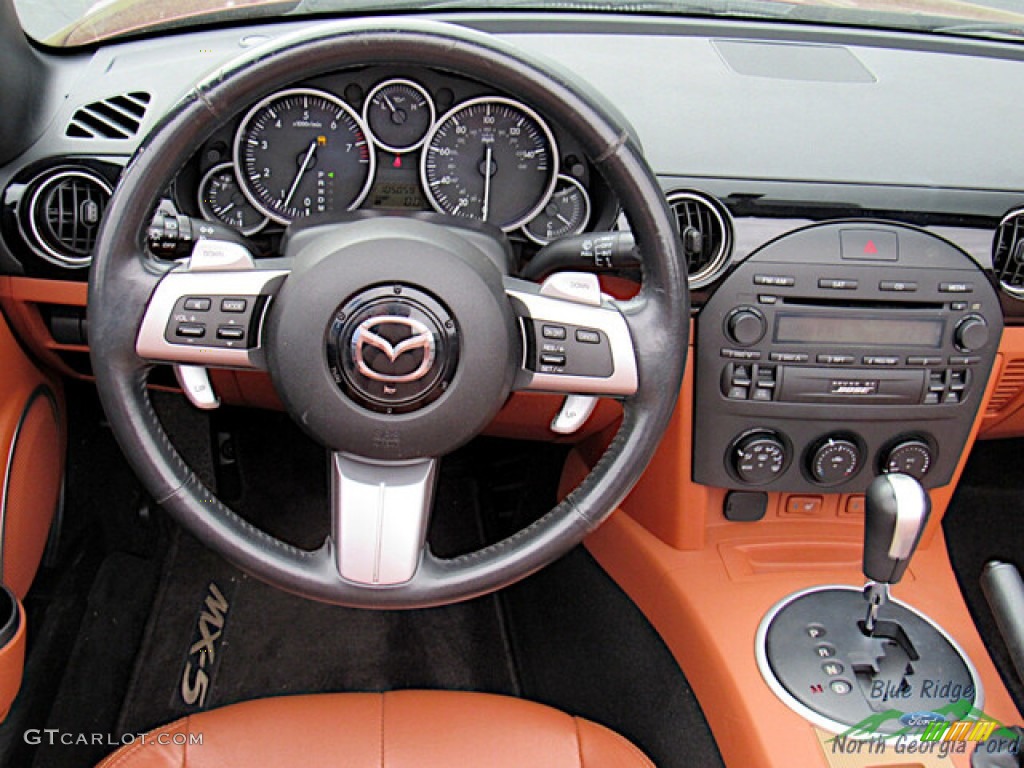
[771,352,808,363]
[879,281,918,292]
[725,307,767,347]
[818,278,858,290]
[863,356,900,366]
[721,348,762,360]
[753,275,795,287]
[949,356,981,365]
[907,356,942,366]
[817,354,855,365]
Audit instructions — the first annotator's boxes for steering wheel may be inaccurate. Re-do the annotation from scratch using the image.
[88,19,687,608]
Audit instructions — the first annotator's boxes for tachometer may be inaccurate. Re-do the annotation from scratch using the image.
[420,96,558,232]
[234,88,374,224]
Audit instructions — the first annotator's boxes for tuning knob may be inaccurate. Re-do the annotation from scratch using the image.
[725,307,766,347]
[954,315,989,353]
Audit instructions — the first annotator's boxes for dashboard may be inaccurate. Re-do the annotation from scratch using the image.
[3,12,1024,490]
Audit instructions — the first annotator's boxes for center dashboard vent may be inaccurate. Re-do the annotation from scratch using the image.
[65,92,151,140]
[993,208,1024,297]
[22,168,113,268]
[666,190,733,288]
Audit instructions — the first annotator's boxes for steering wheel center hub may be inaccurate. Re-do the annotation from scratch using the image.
[264,216,518,460]
[328,285,459,414]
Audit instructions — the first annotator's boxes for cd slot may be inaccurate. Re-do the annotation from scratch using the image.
[781,297,944,311]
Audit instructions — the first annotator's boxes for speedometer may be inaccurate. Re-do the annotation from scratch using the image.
[234,88,374,224]
[420,97,558,231]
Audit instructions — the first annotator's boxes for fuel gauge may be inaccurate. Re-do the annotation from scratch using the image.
[198,163,268,235]
[523,175,591,245]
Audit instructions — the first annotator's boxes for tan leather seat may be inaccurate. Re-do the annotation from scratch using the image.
[97,690,655,767]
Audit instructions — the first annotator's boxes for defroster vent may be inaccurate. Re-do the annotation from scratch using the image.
[66,92,151,140]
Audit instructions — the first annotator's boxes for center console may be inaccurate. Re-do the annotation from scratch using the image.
[694,221,1003,493]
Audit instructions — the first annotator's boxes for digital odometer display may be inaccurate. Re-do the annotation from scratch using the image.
[774,315,944,348]
[234,88,375,224]
[420,96,558,231]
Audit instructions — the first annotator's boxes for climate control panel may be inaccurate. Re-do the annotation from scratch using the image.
[694,221,1002,493]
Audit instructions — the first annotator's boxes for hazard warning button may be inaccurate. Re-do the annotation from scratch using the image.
[839,228,899,261]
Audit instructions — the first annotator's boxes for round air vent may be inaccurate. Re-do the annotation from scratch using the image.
[993,208,1024,299]
[24,168,113,268]
[666,190,733,288]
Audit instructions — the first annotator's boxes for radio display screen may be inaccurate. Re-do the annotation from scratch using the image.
[774,315,944,348]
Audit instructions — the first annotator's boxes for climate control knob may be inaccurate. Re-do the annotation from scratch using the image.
[884,439,933,480]
[729,430,789,485]
[954,315,989,352]
[725,307,766,347]
[808,436,861,486]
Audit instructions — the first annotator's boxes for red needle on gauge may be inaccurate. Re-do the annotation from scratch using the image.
[282,139,318,208]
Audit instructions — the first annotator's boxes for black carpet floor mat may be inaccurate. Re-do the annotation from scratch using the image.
[944,437,1024,717]
[117,529,519,736]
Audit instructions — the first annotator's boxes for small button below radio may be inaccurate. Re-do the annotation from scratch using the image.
[770,352,808,363]
[863,356,899,366]
[754,275,795,287]
[817,354,855,365]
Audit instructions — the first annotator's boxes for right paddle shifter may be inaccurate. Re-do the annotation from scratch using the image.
[862,473,932,635]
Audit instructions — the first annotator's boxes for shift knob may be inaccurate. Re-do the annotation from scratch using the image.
[863,473,931,584]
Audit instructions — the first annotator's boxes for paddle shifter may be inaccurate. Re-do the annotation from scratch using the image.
[862,473,932,634]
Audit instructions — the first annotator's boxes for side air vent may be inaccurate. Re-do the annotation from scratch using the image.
[65,92,151,140]
[666,190,733,288]
[24,169,113,268]
[993,208,1024,298]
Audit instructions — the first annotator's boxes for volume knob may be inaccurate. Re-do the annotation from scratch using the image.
[726,307,766,347]
[954,315,989,353]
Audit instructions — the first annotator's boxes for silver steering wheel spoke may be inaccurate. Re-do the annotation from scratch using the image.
[505,272,639,397]
[330,452,438,586]
[135,239,289,371]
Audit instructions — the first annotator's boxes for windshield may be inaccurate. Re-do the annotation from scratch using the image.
[15,0,1024,47]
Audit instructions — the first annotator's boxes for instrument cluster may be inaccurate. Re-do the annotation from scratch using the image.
[174,67,616,251]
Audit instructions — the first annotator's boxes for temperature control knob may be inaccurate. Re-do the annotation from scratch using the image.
[953,315,989,352]
[730,430,789,485]
[884,439,933,480]
[725,307,766,347]
[808,436,862,486]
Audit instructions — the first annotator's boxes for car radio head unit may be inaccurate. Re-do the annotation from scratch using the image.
[693,221,1002,492]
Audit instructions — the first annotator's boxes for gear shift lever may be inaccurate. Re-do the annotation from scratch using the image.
[862,473,931,634]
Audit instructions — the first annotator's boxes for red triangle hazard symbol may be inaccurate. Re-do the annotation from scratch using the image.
[864,240,878,255]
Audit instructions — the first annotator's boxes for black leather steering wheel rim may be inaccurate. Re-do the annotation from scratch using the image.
[88,19,688,608]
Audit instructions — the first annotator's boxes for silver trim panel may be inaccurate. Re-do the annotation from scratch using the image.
[505,278,638,396]
[174,365,221,410]
[135,267,287,368]
[886,473,930,561]
[331,453,437,586]
[754,584,984,737]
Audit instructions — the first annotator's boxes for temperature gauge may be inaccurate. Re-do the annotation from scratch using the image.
[363,79,435,153]
[523,175,591,245]
[198,163,268,235]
